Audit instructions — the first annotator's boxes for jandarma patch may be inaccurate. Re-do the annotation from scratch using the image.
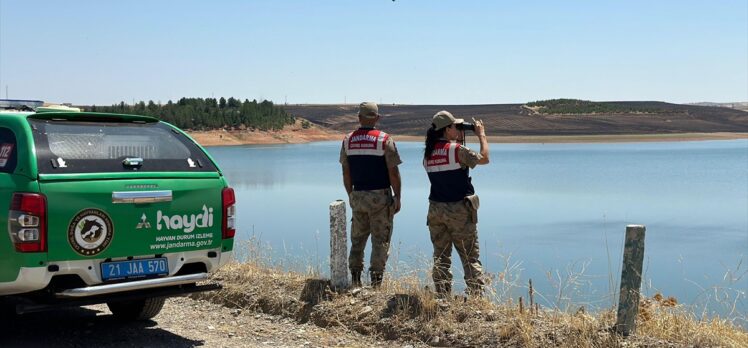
[68,209,114,256]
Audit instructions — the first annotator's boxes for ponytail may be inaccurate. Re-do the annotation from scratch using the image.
[424,124,445,159]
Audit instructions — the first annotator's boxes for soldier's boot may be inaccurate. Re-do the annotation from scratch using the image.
[351,270,362,287]
[435,282,452,299]
[466,280,484,298]
[370,271,383,289]
[466,284,484,298]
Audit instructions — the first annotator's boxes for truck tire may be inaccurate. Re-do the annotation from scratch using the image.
[107,297,165,321]
[0,298,15,325]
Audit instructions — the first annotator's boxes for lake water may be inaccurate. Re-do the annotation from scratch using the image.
[208,139,747,320]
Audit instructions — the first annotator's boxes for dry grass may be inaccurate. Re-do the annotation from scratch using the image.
[195,256,748,348]
[193,239,748,347]
[636,294,748,347]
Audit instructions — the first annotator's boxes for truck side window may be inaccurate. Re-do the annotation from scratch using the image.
[0,127,18,174]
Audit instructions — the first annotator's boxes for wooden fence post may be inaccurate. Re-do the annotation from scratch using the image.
[329,200,349,289]
[615,225,646,336]
[529,279,534,313]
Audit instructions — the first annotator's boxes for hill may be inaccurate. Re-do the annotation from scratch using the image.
[281,100,748,136]
[689,101,748,112]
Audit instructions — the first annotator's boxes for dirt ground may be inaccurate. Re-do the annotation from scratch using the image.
[187,119,342,147]
[184,115,748,147]
[0,297,426,348]
[188,128,747,147]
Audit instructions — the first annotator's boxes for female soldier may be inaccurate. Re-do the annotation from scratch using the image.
[423,110,490,297]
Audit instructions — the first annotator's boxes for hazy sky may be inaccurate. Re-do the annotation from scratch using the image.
[0,1,746,106]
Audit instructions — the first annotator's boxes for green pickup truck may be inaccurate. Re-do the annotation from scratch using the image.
[0,101,235,320]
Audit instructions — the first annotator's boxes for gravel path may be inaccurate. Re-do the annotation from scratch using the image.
[0,297,424,348]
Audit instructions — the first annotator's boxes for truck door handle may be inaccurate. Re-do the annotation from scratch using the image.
[112,190,173,204]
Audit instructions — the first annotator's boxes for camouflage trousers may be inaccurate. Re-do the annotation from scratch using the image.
[427,199,484,296]
[349,188,395,274]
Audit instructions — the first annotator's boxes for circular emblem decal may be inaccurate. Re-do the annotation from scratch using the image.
[68,209,114,256]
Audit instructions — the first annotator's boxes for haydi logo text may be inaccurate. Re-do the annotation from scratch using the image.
[156,205,214,233]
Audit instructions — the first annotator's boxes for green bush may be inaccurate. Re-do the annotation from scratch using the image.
[527,99,661,114]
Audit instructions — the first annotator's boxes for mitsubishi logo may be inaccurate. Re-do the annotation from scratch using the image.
[136,213,151,229]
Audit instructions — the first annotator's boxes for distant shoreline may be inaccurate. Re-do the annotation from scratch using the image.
[398,132,748,143]
[188,129,748,147]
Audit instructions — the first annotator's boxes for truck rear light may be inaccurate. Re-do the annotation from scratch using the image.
[8,193,47,252]
[221,187,236,239]
[17,229,40,241]
[17,214,40,227]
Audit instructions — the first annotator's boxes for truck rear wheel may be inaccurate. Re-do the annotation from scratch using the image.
[107,297,165,321]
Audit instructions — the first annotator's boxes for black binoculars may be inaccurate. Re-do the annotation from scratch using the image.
[456,122,476,131]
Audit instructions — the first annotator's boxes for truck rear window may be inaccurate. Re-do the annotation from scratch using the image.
[29,119,217,174]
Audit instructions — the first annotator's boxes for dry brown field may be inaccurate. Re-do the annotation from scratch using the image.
[281,102,748,137]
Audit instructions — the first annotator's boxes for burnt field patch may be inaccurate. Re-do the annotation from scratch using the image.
[282,102,748,136]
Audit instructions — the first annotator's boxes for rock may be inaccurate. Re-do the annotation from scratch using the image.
[207,325,215,330]
[358,306,373,317]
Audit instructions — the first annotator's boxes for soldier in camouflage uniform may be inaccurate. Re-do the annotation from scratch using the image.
[423,110,490,297]
[340,102,402,288]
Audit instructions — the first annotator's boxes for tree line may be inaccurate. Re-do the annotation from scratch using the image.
[87,97,295,131]
[527,99,661,115]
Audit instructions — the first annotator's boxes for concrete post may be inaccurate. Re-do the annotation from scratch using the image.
[615,225,646,336]
[329,200,349,289]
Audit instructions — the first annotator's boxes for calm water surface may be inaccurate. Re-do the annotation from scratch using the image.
[208,140,747,319]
